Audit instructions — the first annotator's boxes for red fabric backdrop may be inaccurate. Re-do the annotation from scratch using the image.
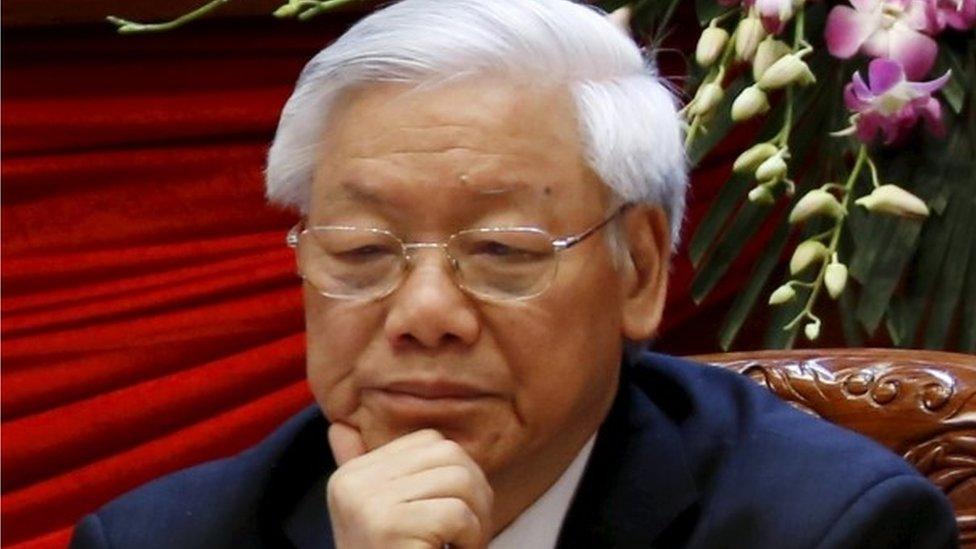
[2,14,769,548]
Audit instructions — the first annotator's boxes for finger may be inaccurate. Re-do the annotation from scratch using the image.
[343,428,446,471]
[328,422,367,466]
[376,438,486,481]
[396,497,485,549]
[387,465,493,531]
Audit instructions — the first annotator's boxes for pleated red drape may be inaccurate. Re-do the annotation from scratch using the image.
[2,15,761,549]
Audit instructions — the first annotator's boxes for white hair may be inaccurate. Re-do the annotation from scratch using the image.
[265,0,688,247]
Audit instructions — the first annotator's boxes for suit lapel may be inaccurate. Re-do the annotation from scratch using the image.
[257,408,335,549]
[282,475,334,549]
[556,360,699,548]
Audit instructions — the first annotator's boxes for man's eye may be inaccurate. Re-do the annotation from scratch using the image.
[339,245,394,258]
[473,241,518,256]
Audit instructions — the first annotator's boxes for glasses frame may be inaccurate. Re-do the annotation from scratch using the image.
[286,203,631,302]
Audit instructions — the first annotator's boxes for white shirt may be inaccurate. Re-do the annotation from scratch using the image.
[488,435,597,549]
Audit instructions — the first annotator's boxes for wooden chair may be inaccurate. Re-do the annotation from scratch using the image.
[692,349,976,546]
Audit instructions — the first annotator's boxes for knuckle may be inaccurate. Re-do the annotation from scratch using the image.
[416,428,444,441]
[438,498,477,532]
[327,470,353,497]
[445,464,474,487]
[438,439,467,460]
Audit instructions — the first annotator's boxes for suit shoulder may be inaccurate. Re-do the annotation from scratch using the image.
[816,474,959,548]
[71,406,326,549]
[628,352,956,546]
[630,351,916,472]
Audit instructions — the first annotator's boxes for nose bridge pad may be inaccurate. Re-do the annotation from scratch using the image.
[401,243,458,288]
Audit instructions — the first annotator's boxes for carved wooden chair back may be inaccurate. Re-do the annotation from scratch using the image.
[692,349,976,546]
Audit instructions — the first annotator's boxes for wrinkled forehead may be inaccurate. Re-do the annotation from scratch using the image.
[309,77,611,226]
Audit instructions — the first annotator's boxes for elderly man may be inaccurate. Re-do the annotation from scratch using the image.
[71,0,958,547]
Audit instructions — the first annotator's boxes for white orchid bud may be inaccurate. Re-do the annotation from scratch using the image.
[804,320,821,341]
[825,261,848,299]
[854,184,929,219]
[735,16,766,61]
[752,38,791,81]
[789,240,828,275]
[696,25,730,67]
[757,54,816,90]
[731,85,770,122]
[755,151,788,181]
[607,5,633,34]
[689,82,724,117]
[734,143,778,174]
[788,189,844,224]
[273,3,299,17]
[748,185,776,204]
[768,283,796,305]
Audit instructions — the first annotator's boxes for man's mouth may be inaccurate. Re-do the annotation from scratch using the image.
[378,380,492,400]
[362,380,498,420]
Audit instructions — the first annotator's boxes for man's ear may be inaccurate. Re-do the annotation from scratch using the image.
[618,205,671,341]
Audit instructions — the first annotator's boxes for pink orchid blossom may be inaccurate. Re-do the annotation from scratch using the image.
[754,0,800,33]
[718,0,799,34]
[843,58,951,144]
[930,0,976,30]
[826,0,940,79]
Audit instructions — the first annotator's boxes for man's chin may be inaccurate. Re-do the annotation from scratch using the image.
[356,410,511,471]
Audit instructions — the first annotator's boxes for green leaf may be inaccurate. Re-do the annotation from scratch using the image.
[690,201,772,303]
[764,283,802,349]
[854,218,923,334]
[694,0,728,26]
[687,101,787,267]
[935,46,970,115]
[959,230,976,353]
[840,284,865,347]
[923,194,975,349]
[718,221,790,350]
[837,229,866,347]
[630,0,684,44]
[884,186,958,347]
[688,174,750,266]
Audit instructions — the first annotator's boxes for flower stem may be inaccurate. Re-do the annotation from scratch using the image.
[793,8,805,51]
[296,0,362,21]
[107,0,233,33]
[684,14,741,148]
[774,86,795,147]
[865,154,882,188]
[784,144,867,332]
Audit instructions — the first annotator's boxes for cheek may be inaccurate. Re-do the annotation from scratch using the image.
[303,286,382,420]
[485,263,624,426]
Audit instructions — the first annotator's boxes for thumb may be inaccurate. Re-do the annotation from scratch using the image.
[328,422,367,466]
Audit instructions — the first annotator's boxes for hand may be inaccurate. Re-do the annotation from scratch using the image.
[326,423,494,549]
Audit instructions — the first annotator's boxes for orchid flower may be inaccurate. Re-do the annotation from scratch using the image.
[754,0,800,34]
[931,0,976,30]
[719,0,800,34]
[826,0,939,79]
[843,58,951,144]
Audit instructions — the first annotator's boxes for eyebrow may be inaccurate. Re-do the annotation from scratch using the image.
[337,179,531,204]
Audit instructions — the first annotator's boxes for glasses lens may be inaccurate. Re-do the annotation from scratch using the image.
[298,227,403,299]
[450,229,556,300]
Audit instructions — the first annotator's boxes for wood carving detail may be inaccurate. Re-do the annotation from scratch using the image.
[696,350,976,544]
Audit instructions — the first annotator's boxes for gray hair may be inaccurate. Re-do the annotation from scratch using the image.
[265,0,688,247]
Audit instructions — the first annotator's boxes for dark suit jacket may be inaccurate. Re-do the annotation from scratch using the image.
[71,352,959,548]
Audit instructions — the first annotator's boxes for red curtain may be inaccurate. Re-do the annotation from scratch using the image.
[2,14,761,548]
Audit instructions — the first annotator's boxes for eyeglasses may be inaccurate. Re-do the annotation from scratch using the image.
[286,204,630,302]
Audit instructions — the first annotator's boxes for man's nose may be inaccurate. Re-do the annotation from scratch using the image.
[383,251,481,350]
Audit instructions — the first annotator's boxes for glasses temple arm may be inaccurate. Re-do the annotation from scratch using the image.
[554,203,632,250]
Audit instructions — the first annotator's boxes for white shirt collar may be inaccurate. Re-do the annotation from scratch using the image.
[488,434,597,549]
